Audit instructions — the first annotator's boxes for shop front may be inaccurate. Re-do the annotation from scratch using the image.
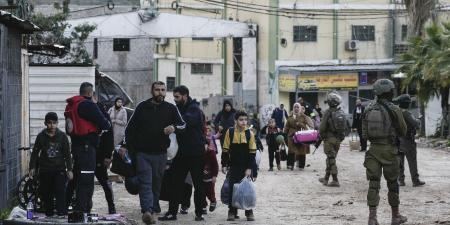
[276,64,399,114]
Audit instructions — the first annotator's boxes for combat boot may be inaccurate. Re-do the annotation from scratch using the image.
[328,174,340,187]
[391,207,407,225]
[319,173,330,185]
[412,179,425,187]
[368,207,379,225]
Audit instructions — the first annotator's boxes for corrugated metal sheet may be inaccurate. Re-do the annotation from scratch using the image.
[28,66,95,144]
[0,24,23,209]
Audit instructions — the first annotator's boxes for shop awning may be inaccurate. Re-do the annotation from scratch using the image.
[278,63,401,72]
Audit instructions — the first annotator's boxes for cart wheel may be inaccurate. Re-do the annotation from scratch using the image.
[16,174,42,211]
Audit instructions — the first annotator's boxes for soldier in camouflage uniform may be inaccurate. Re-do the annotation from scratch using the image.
[393,94,425,187]
[318,92,348,187]
[362,79,407,225]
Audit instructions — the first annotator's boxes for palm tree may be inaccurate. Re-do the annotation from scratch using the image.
[400,23,450,137]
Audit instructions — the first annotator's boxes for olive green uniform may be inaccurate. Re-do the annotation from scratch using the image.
[398,109,421,184]
[362,99,406,207]
[319,108,343,176]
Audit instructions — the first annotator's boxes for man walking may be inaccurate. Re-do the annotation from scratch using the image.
[271,104,288,129]
[394,94,425,187]
[65,82,110,213]
[159,85,206,221]
[120,81,186,225]
[352,99,367,152]
[362,79,407,225]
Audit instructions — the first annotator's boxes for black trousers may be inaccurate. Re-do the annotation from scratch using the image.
[180,183,193,208]
[268,146,280,168]
[296,155,306,168]
[95,161,115,211]
[168,155,205,216]
[71,144,96,213]
[39,170,67,216]
[357,127,367,151]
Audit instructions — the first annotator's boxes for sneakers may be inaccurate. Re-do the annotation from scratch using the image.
[142,212,156,225]
[277,165,281,170]
[268,167,273,171]
[209,202,217,212]
[195,215,204,221]
[180,206,189,215]
[227,211,235,221]
[158,212,177,221]
[245,210,255,221]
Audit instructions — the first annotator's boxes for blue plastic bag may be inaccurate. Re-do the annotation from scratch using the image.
[231,177,256,210]
[220,177,230,205]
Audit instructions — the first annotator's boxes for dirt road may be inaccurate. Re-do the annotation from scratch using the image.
[92,139,450,225]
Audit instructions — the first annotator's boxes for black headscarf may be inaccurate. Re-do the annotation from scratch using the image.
[221,100,236,118]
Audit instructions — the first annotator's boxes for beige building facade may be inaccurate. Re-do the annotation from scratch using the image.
[148,0,450,115]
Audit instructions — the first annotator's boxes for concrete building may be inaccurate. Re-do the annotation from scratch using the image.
[148,0,450,116]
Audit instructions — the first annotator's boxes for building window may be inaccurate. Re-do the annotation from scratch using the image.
[113,38,130,51]
[192,37,214,41]
[191,63,213,74]
[352,25,375,41]
[166,77,175,91]
[401,25,408,41]
[293,26,317,42]
[93,38,98,59]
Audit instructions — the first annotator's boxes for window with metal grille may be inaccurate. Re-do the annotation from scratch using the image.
[191,63,213,74]
[401,25,408,41]
[93,38,98,59]
[113,38,130,51]
[166,77,175,91]
[352,25,375,41]
[293,26,317,42]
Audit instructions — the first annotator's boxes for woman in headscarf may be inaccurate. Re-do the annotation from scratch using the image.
[213,100,236,147]
[108,97,128,146]
[283,103,314,170]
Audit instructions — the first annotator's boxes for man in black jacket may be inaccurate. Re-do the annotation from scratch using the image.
[120,81,186,225]
[159,85,206,222]
[66,82,111,213]
[352,98,367,152]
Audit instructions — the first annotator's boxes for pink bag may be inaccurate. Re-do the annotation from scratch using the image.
[293,129,318,144]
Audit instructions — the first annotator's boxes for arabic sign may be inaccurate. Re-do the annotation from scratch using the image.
[278,73,358,92]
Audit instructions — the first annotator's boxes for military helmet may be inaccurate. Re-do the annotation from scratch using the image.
[393,94,412,104]
[373,79,395,96]
[327,91,342,107]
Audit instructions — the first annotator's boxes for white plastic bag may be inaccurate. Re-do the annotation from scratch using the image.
[232,177,256,210]
[255,150,262,167]
[167,133,178,160]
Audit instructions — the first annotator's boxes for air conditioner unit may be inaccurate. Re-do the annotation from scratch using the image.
[345,40,359,51]
[156,38,169,46]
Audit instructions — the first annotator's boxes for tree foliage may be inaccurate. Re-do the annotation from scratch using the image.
[29,2,96,64]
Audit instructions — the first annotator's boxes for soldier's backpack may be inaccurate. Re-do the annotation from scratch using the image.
[364,102,395,140]
[329,109,348,140]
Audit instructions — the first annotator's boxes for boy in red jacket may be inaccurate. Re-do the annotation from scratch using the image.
[203,126,220,212]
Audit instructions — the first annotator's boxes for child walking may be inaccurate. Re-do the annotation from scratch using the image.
[265,119,281,171]
[29,112,73,217]
[202,126,220,212]
[221,111,258,221]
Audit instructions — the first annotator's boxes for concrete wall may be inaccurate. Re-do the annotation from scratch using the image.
[84,37,154,107]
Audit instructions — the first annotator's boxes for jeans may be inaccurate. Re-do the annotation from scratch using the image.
[136,152,167,214]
